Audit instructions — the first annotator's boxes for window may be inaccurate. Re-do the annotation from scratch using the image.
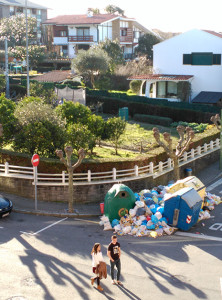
[120,21,128,28]
[60,31,67,37]
[77,27,90,36]
[157,81,177,97]
[121,29,127,36]
[16,7,23,13]
[183,52,221,65]
[32,8,37,14]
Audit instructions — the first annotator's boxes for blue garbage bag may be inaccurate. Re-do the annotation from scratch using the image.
[111,219,120,228]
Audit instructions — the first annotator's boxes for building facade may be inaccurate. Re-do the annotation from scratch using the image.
[0,0,48,43]
[43,12,151,59]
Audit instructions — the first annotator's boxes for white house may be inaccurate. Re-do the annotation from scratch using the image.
[130,29,222,104]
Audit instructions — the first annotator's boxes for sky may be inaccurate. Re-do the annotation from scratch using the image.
[37,0,222,33]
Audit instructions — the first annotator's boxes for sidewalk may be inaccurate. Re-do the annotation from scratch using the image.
[3,160,222,218]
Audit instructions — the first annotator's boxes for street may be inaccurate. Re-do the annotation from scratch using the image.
[0,180,222,300]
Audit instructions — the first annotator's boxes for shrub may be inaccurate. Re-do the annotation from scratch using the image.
[171,121,208,133]
[129,80,142,95]
[133,114,173,127]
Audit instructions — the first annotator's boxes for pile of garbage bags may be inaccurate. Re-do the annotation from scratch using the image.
[99,186,222,238]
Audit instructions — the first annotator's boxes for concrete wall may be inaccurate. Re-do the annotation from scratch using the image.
[0,150,219,204]
[153,29,222,99]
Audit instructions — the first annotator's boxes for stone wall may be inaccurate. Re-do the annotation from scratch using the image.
[0,150,219,203]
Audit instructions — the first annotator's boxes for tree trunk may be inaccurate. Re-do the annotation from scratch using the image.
[173,158,180,181]
[68,169,74,213]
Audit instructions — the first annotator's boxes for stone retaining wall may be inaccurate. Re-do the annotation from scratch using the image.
[0,150,219,203]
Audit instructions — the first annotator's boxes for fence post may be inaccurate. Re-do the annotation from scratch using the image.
[204,143,208,152]
[167,158,172,169]
[183,151,188,162]
[210,140,214,150]
[191,148,195,158]
[159,161,163,173]
[88,170,91,182]
[5,162,9,175]
[113,168,116,180]
[197,146,201,155]
[62,171,66,184]
[134,165,139,177]
[216,138,220,147]
[149,162,154,174]
[5,161,9,175]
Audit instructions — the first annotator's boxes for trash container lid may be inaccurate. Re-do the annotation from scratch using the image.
[181,188,202,208]
[185,168,192,171]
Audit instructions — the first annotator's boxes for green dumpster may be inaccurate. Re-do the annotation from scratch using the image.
[104,183,136,222]
[119,107,128,121]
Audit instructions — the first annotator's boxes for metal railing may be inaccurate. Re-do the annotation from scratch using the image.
[0,139,219,186]
[68,35,94,42]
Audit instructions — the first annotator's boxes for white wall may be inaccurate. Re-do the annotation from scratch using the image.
[153,29,222,99]
[53,37,68,45]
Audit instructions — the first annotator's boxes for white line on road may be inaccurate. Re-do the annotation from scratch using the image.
[175,231,222,242]
[20,217,68,236]
[0,227,3,229]
[206,178,222,192]
[220,278,222,296]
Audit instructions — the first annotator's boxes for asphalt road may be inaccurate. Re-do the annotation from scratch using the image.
[0,204,222,300]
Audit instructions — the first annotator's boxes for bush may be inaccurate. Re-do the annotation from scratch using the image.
[10,84,26,97]
[133,113,173,127]
[129,80,141,94]
[86,93,217,123]
[171,121,208,133]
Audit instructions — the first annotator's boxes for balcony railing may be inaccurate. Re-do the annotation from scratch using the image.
[68,35,94,42]
[120,36,133,43]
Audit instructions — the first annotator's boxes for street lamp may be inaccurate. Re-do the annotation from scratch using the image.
[25,0,30,96]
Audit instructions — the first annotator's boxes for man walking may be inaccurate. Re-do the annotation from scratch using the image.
[107,235,122,285]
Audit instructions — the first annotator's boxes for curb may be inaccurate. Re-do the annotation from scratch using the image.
[13,208,101,218]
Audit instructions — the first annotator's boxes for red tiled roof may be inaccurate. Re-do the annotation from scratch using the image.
[32,70,73,83]
[43,14,123,25]
[128,74,194,81]
[202,30,222,39]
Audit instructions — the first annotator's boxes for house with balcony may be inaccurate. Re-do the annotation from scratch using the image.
[43,12,152,59]
[0,0,48,43]
[129,29,222,105]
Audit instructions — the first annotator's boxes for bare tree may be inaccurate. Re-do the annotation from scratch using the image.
[153,126,195,181]
[210,114,221,130]
[56,147,85,213]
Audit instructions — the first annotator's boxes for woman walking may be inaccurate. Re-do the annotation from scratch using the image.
[91,243,104,291]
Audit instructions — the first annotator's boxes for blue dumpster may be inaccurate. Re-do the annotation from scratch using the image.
[164,187,202,231]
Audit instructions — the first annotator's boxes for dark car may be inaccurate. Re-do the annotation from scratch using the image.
[0,195,13,218]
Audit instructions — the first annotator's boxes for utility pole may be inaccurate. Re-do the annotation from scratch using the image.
[4,38,10,98]
[25,0,30,96]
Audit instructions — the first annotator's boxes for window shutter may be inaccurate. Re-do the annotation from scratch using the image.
[213,54,221,65]
[183,54,191,64]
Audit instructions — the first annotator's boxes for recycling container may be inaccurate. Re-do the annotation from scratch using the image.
[167,176,205,200]
[164,187,202,231]
[104,183,136,222]
[119,107,129,121]
[184,167,192,177]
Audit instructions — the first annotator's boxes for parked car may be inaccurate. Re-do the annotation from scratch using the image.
[0,195,13,218]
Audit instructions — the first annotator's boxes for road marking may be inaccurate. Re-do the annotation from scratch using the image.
[206,178,222,191]
[175,231,222,242]
[74,218,100,224]
[20,218,68,236]
[0,226,3,229]
[220,278,222,296]
[209,223,222,231]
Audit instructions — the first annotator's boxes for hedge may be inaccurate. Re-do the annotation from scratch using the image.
[86,89,220,114]
[86,95,215,123]
[133,113,173,127]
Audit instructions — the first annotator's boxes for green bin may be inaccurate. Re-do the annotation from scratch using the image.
[119,107,128,121]
[104,183,136,222]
